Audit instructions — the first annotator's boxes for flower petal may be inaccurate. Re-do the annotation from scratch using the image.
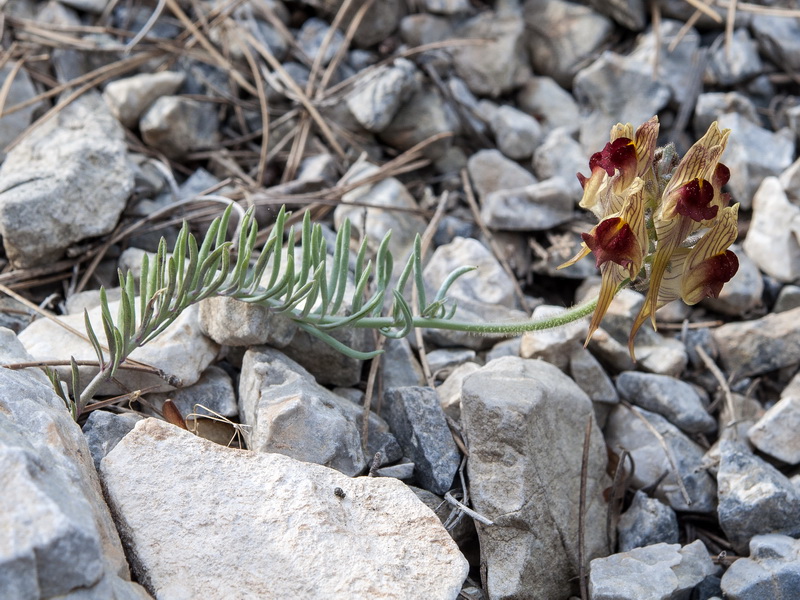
[662,121,730,200]
[585,262,627,346]
[672,178,718,222]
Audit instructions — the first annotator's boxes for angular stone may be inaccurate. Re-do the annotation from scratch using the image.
[345,58,417,132]
[0,93,133,268]
[712,306,800,377]
[489,104,543,160]
[617,490,679,552]
[481,178,574,231]
[452,11,526,97]
[718,115,795,210]
[523,0,614,87]
[198,296,297,347]
[720,534,800,600]
[82,410,143,471]
[140,96,219,159]
[532,127,588,201]
[748,396,800,464]
[436,361,481,422]
[468,148,537,199]
[574,51,672,153]
[717,438,800,553]
[0,328,148,599]
[589,541,715,600]
[743,177,800,283]
[100,419,468,599]
[384,387,460,495]
[19,302,218,396]
[520,304,589,371]
[705,28,763,86]
[604,405,717,512]
[239,347,370,476]
[422,236,526,349]
[517,77,580,135]
[103,71,185,128]
[0,61,42,162]
[461,357,610,599]
[616,371,716,434]
[381,337,426,391]
[147,364,237,422]
[569,348,618,404]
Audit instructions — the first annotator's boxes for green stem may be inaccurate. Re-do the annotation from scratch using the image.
[314,296,599,336]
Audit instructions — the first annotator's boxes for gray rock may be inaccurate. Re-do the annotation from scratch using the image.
[345,58,417,133]
[0,93,133,268]
[0,328,149,600]
[347,0,404,48]
[461,357,610,599]
[516,77,581,135]
[103,71,185,128]
[481,178,574,231]
[379,81,455,160]
[100,418,468,600]
[335,160,429,263]
[588,0,646,30]
[774,285,800,313]
[523,0,614,88]
[520,304,589,372]
[19,302,218,396]
[489,104,543,160]
[376,461,416,480]
[617,490,680,552]
[630,20,700,106]
[752,13,800,72]
[147,364,237,423]
[693,91,760,136]
[589,540,715,600]
[436,361,481,422]
[570,348,619,404]
[59,0,108,13]
[426,348,475,378]
[297,17,343,66]
[0,61,42,162]
[574,51,672,153]
[743,177,800,283]
[712,306,800,377]
[239,347,370,476]
[616,371,716,434]
[604,405,717,512]
[198,296,297,348]
[720,534,800,600]
[420,0,471,14]
[717,114,795,210]
[748,395,800,465]
[583,289,688,377]
[381,337,426,391]
[140,96,219,159]
[398,14,454,46]
[485,337,521,361]
[384,387,460,495]
[705,28,763,86]
[451,11,527,97]
[532,127,588,201]
[703,246,763,316]
[82,410,143,471]
[467,148,537,200]
[422,236,526,349]
[779,157,800,203]
[718,437,800,554]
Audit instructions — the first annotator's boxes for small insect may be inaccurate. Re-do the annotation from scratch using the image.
[333,487,346,499]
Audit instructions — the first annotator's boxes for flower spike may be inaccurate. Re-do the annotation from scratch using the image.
[561,117,740,361]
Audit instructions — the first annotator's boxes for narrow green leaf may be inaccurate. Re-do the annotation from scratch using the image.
[84,310,104,365]
[382,290,413,338]
[351,236,368,312]
[413,234,427,311]
[294,321,383,360]
[69,357,81,410]
[265,208,287,290]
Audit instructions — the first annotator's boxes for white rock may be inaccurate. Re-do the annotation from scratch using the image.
[743,177,800,283]
[0,61,42,162]
[589,540,715,600]
[140,96,219,158]
[103,71,185,128]
[520,304,589,371]
[100,418,469,599]
[0,328,148,599]
[489,104,543,160]
[748,396,800,464]
[0,93,133,268]
[345,58,417,132]
[18,302,218,396]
